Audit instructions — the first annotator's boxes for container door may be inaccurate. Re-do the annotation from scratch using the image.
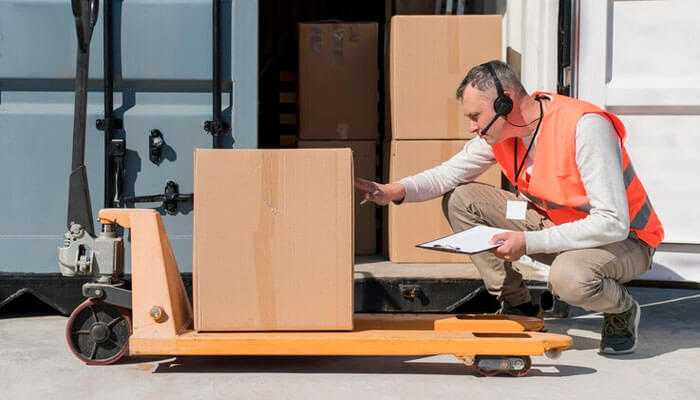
[0,0,258,274]
[576,0,700,282]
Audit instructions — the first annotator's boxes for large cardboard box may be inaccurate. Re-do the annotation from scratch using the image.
[390,16,502,140]
[388,140,502,263]
[298,140,377,255]
[193,149,354,331]
[299,22,379,140]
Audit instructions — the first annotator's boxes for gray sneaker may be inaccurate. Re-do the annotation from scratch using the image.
[599,299,641,355]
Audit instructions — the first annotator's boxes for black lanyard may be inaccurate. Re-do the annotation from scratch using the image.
[513,98,544,195]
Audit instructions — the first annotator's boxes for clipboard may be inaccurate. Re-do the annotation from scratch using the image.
[416,225,508,255]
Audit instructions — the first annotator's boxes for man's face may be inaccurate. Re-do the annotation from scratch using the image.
[461,84,507,145]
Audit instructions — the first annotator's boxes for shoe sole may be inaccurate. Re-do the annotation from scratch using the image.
[600,301,640,355]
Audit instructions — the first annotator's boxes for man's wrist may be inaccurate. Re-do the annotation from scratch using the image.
[391,183,406,205]
[524,231,548,255]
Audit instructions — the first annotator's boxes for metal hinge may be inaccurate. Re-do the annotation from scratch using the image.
[562,65,572,89]
[96,117,123,131]
[121,181,193,215]
[203,120,230,137]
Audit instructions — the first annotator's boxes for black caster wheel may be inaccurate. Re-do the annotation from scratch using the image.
[474,356,531,377]
[65,298,132,365]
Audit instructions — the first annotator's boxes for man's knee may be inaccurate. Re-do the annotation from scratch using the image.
[549,252,602,306]
[441,182,489,221]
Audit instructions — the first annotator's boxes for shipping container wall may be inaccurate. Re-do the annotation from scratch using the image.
[493,0,700,283]
[575,0,700,283]
[486,0,558,93]
[0,0,258,274]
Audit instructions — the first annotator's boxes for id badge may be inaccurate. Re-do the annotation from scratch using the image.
[506,200,528,221]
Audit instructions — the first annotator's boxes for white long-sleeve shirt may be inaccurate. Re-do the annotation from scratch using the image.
[399,114,630,255]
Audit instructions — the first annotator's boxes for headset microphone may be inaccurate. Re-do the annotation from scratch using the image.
[480,114,500,136]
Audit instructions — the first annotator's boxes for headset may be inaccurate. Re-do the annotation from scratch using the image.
[480,62,513,136]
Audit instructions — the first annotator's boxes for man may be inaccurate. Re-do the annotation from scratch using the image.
[358,60,663,355]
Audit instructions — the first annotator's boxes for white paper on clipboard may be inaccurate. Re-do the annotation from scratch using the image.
[416,225,508,255]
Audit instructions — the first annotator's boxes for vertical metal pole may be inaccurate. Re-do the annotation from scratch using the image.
[212,0,222,148]
[103,0,114,207]
[204,0,229,146]
[570,0,580,98]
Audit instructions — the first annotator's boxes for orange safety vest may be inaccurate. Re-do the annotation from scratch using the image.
[491,93,664,248]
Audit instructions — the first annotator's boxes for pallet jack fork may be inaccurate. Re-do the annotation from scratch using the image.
[64,208,572,377]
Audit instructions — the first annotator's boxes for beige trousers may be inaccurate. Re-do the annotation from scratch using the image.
[442,182,653,314]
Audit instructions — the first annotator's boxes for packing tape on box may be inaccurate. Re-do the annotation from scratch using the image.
[447,17,460,74]
[447,17,461,138]
[350,24,360,42]
[447,96,459,138]
[332,27,345,64]
[253,152,281,325]
[310,25,323,54]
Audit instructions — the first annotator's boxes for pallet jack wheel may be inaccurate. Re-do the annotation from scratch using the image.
[474,356,532,377]
[65,298,132,365]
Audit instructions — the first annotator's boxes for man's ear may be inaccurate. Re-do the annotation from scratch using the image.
[501,88,515,101]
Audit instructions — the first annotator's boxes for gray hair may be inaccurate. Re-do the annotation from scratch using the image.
[455,60,527,100]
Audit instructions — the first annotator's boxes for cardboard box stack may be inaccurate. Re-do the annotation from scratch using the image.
[298,22,379,255]
[387,15,503,263]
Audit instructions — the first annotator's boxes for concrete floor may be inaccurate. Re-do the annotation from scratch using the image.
[1,287,699,400]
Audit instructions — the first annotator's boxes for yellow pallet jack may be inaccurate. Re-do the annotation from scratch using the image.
[61,209,571,377]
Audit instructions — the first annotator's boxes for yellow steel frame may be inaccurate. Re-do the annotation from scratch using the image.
[98,209,571,359]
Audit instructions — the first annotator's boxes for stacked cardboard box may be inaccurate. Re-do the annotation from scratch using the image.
[298,141,377,255]
[387,15,503,263]
[298,22,379,255]
[388,140,502,263]
[298,22,378,141]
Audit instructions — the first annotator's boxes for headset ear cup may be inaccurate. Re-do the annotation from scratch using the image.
[494,95,513,116]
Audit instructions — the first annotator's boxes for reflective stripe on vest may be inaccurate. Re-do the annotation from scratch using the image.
[621,161,654,229]
[631,197,653,230]
[623,163,636,189]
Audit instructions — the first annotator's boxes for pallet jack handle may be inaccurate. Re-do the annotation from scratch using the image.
[72,0,99,53]
[67,0,100,236]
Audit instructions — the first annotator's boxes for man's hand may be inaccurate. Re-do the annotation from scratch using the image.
[354,178,406,206]
[490,231,527,261]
